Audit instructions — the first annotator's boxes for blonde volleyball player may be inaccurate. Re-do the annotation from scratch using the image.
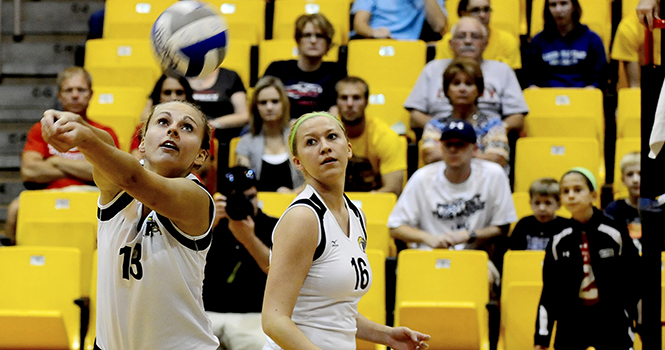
[262,112,430,350]
[40,101,219,350]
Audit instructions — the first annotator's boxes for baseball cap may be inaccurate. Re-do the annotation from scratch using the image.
[440,120,477,144]
[219,166,258,196]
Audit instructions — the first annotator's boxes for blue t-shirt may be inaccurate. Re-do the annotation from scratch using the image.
[527,24,607,88]
[350,0,446,40]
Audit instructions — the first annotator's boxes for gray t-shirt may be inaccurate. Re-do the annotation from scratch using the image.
[403,59,529,120]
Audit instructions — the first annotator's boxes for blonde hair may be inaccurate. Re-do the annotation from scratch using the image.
[529,177,560,202]
[620,151,640,174]
[250,76,290,136]
[288,112,347,156]
[57,66,92,92]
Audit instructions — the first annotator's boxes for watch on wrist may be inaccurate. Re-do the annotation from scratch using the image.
[468,230,477,243]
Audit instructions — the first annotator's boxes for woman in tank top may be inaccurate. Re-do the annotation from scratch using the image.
[235,76,304,192]
[261,112,430,350]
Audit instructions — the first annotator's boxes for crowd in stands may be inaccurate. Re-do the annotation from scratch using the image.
[3,0,663,349]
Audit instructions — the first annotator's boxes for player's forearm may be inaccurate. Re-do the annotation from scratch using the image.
[242,235,271,274]
[262,312,322,350]
[356,313,392,344]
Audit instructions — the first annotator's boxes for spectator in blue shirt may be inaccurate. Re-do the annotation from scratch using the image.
[350,0,447,41]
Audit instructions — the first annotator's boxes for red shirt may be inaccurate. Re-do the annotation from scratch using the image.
[23,119,120,189]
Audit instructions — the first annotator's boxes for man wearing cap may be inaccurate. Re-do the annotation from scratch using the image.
[202,166,278,350]
[387,120,516,251]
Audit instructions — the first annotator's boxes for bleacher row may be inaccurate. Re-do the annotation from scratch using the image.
[2,190,662,350]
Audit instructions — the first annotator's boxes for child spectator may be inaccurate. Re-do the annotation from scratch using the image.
[509,178,570,250]
[604,152,643,252]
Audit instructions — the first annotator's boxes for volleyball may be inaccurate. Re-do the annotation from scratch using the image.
[150,0,229,78]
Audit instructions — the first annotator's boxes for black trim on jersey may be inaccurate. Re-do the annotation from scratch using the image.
[345,194,367,240]
[93,339,103,350]
[97,192,134,222]
[290,193,328,261]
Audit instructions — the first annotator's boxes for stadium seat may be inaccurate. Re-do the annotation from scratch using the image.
[523,88,604,148]
[613,137,641,199]
[87,86,147,152]
[365,220,396,257]
[208,0,266,45]
[257,192,296,218]
[103,0,175,39]
[84,250,98,350]
[272,0,351,45]
[395,249,490,350]
[366,88,415,141]
[0,246,81,350]
[514,137,602,193]
[530,0,611,54]
[84,39,163,95]
[218,39,252,90]
[497,251,546,350]
[347,39,427,91]
[617,88,641,139]
[623,0,640,18]
[524,115,598,141]
[445,0,523,38]
[357,249,387,350]
[258,39,339,77]
[16,190,99,296]
[346,192,397,225]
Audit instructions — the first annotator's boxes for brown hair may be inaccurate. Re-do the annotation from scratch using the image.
[443,58,484,101]
[250,76,291,136]
[529,177,560,202]
[57,66,92,92]
[335,76,369,100]
[543,0,582,35]
[294,13,335,51]
[141,100,211,152]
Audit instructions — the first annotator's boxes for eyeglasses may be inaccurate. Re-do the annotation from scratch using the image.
[162,89,185,96]
[467,6,492,14]
[225,169,256,183]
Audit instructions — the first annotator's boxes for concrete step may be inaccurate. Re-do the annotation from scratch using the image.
[0,180,24,206]
[0,85,58,119]
[0,123,33,170]
[1,0,105,36]
[2,41,83,75]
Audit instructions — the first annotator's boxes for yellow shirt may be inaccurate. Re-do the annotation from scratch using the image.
[611,13,661,65]
[437,26,522,69]
[348,115,407,177]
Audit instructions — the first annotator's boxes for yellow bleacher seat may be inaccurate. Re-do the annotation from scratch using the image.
[357,249,387,350]
[514,137,602,193]
[219,39,252,89]
[623,0,640,18]
[258,39,339,77]
[365,220,396,257]
[0,246,81,350]
[523,88,604,148]
[84,250,98,350]
[208,0,265,45]
[530,0,612,54]
[446,0,527,36]
[497,250,546,350]
[524,115,598,141]
[103,0,175,39]
[614,137,641,199]
[617,88,641,139]
[366,88,415,141]
[84,39,163,95]
[347,39,427,91]
[16,190,99,296]
[395,249,490,350]
[228,136,241,167]
[272,0,351,45]
[87,86,147,152]
[257,192,296,218]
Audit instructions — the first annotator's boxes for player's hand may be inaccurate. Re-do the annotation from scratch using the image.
[212,193,228,227]
[372,27,392,38]
[228,215,256,246]
[387,326,430,350]
[442,230,470,247]
[41,109,89,152]
[637,0,660,30]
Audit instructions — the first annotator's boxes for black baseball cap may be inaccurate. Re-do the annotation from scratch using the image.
[219,166,258,196]
[440,120,477,144]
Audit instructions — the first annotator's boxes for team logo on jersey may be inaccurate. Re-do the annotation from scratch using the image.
[145,216,162,237]
[358,236,367,253]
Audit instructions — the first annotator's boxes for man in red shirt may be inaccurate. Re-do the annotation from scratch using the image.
[4,67,119,243]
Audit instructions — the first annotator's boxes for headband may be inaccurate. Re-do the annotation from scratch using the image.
[288,112,346,155]
[565,167,597,191]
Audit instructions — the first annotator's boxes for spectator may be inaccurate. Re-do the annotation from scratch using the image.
[420,58,509,168]
[349,0,447,41]
[235,76,304,192]
[636,0,660,30]
[130,74,195,159]
[525,0,607,88]
[604,152,644,253]
[263,13,346,119]
[534,167,639,350]
[611,12,660,88]
[336,76,406,196]
[405,17,528,132]
[509,177,570,250]
[3,67,120,243]
[203,166,277,350]
[437,0,522,69]
[388,120,516,252]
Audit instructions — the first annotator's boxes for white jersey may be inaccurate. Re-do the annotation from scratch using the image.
[265,185,372,350]
[388,159,517,249]
[95,174,219,350]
